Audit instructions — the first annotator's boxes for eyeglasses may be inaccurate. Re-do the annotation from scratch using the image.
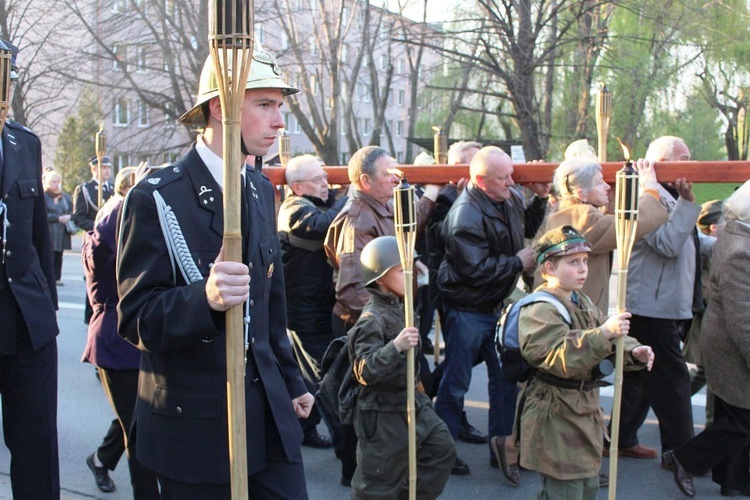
[299,174,329,184]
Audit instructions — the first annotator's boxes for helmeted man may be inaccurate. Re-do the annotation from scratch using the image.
[117,44,313,498]
[0,37,61,499]
[277,154,347,451]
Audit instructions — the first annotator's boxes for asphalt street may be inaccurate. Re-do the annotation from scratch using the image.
[0,242,725,499]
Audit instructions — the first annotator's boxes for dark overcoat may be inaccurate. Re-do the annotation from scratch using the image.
[117,147,307,483]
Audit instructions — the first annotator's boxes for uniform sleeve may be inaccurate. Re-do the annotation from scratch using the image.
[117,187,222,353]
[72,184,94,231]
[519,302,612,379]
[349,313,406,388]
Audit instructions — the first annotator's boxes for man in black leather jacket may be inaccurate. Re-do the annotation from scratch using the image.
[435,146,548,475]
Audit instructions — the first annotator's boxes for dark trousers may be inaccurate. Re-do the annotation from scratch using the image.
[157,411,308,500]
[98,368,159,499]
[675,396,750,491]
[331,314,358,482]
[614,315,694,452]
[52,251,63,282]
[0,337,59,499]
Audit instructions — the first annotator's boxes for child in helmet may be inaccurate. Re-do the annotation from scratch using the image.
[348,236,456,499]
[517,225,654,499]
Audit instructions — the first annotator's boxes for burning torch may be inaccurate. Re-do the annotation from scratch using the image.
[208,0,254,497]
[393,172,418,500]
[608,140,639,500]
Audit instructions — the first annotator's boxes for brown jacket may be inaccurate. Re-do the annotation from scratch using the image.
[324,189,434,323]
[702,219,750,410]
[535,191,667,313]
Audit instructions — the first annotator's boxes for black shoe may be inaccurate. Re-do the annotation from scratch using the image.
[340,476,352,487]
[664,450,695,498]
[721,486,750,497]
[86,453,115,493]
[598,473,609,488]
[451,457,471,475]
[302,432,332,449]
[458,414,488,444]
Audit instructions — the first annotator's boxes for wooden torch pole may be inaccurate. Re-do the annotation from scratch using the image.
[596,83,612,163]
[0,42,12,136]
[95,124,106,208]
[608,151,639,500]
[208,0,253,497]
[432,126,447,364]
[394,174,418,500]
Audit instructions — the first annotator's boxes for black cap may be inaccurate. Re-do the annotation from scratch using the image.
[0,38,19,80]
[89,156,113,167]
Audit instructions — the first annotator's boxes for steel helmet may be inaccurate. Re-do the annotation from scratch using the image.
[179,42,299,126]
[361,236,403,286]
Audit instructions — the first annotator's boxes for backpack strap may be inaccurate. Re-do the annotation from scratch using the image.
[527,291,572,325]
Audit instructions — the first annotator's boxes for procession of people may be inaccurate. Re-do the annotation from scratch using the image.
[1,26,749,500]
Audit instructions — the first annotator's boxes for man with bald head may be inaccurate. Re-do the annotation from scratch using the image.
[436,146,549,474]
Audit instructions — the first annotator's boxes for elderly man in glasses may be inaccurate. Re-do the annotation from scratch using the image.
[277,154,348,453]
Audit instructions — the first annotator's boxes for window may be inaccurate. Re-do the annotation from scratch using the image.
[309,39,318,56]
[164,152,178,164]
[364,84,371,103]
[136,46,147,72]
[364,118,371,135]
[164,0,175,17]
[310,75,318,95]
[112,44,127,71]
[388,89,393,106]
[255,26,264,45]
[342,7,349,22]
[356,83,365,101]
[340,116,346,136]
[397,120,404,137]
[134,0,146,15]
[164,102,176,129]
[398,59,405,75]
[397,151,403,163]
[398,89,404,107]
[281,32,289,50]
[114,98,129,126]
[137,99,149,127]
[380,54,388,70]
[115,154,129,170]
[284,112,291,130]
[112,0,124,13]
[340,152,348,165]
[341,43,348,63]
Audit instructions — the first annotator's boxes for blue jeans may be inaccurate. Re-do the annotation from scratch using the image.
[435,307,518,449]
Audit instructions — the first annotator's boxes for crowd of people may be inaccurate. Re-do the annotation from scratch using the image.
[2,34,749,500]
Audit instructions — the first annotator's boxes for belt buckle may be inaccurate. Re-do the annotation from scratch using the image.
[579,379,586,392]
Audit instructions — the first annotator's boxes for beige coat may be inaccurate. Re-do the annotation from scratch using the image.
[535,192,668,314]
[702,219,750,410]
[518,286,645,480]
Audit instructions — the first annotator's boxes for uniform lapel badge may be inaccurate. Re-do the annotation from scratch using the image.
[198,185,215,206]
[147,177,161,185]
[267,262,274,279]
[249,180,259,205]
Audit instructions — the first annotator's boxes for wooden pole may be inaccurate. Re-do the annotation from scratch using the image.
[609,159,640,500]
[596,83,612,163]
[0,42,12,136]
[95,125,106,208]
[262,161,750,186]
[394,176,418,500]
[209,1,253,497]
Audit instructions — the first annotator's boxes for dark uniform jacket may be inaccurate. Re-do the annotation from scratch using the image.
[72,177,113,231]
[277,193,346,333]
[0,120,58,354]
[117,147,307,483]
[438,183,546,313]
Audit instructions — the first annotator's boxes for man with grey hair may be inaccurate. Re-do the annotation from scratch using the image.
[436,146,549,475]
[323,145,440,485]
[606,135,701,470]
[278,155,348,451]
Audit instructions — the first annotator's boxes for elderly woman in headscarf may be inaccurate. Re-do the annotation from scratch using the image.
[668,180,750,498]
[535,145,669,314]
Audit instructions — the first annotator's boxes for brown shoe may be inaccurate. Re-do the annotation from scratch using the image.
[664,450,695,497]
[491,435,520,486]
[605,444,658,459]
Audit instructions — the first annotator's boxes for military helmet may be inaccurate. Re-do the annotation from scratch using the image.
[179,42,299,126]
[361,236,402,286]
[536,225,591,264]
[0,38,19,80]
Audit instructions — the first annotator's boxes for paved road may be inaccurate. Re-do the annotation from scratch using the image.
[0,243,724,499]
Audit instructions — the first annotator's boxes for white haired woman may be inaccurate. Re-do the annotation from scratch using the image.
[535,157,669,314]
[43,170,74,284]
[668,180,750,498]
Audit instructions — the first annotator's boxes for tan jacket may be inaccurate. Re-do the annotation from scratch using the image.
[324,190,434,323]
[518,286,645,480]
[535,191,667,314]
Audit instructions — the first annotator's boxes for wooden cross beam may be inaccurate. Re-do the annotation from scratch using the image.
[264,161,750,186]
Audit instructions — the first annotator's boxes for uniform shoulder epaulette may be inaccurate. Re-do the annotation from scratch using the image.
[135,164,185,193]
[5,119,37,137]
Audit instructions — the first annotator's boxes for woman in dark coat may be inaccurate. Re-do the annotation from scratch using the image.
[81,166,159,498]
[668,180,750,498]
[43,170,73,283]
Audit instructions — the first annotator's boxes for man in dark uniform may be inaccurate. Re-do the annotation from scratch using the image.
[117,44,314,499]
[0,38,60,499]
[73,155,113,324]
